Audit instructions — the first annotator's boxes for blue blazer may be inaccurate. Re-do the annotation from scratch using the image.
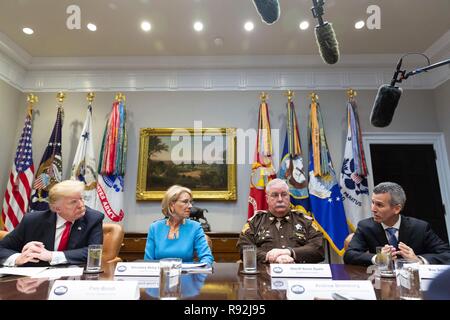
[0,207,104,266]
[144,218,213,265]
[344,216,450,266]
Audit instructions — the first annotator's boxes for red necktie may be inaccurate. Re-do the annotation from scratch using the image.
[57,221,72,251]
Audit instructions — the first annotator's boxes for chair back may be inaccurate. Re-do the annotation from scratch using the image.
[102,223,124,263]
[0,230,8,241]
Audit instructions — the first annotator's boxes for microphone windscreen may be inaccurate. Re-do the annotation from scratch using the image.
[370,85,403,127]
[315,22,340,65]
[252,0,280,25]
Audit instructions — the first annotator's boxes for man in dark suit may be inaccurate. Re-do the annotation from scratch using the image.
[344,182,450,266]
[0,180,103,266]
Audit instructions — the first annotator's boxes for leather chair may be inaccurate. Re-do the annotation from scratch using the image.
[0,230,8,240]
[102,223,124,264]
[344,233,355,251]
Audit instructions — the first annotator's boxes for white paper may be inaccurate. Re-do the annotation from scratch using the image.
[286,280,376,300]
[419,265,450,279]
[32,266,84,279]
[0,267,48,277]
[114,262,160,276]
[48,280,140,300]
[114,276,159,288]
[270,264,332,278]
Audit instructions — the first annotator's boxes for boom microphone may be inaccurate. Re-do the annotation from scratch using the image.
[370,59,404,127]
[252,0,280,25]
[312,0,340,65]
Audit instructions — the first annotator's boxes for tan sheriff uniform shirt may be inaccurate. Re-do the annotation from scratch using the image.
[237,210,325,263]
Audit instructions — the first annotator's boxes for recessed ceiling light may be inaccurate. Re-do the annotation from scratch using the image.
[244,21,254,32]
[141,21,152,32]
[193,21,204,32]
[299,21,309,30]
[87,23,97,31]
[355,20,365,29]
[213,37,224,47]
[22,27,34,35]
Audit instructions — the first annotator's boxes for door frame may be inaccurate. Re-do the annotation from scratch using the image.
[363,132,450,241]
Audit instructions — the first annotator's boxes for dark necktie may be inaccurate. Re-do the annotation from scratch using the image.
[386,227,398,248]
[57,221,72,251]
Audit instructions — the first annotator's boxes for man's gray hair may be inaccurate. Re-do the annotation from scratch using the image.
[265,178,289,193]
[373,182,406,208]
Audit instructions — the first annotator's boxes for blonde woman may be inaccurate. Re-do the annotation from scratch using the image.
[144,185,213,265]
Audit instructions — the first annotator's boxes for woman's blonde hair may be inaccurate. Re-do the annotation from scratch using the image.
[49,180,85,206]
[161,185,192,217]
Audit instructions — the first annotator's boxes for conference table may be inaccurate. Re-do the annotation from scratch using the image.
[0,262,407,300]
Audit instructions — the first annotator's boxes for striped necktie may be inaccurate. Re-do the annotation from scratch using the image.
[386,227,398,248]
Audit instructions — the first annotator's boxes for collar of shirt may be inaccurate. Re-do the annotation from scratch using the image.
[56,214,70,229]
[381,215,401,231]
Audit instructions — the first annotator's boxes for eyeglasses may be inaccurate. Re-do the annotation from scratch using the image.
[177,199,194,205]
[268,192,289,199]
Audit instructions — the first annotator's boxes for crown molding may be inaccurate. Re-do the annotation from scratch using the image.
[0,31,448,92]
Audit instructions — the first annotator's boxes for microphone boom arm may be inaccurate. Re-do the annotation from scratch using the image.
[393,57,450,85]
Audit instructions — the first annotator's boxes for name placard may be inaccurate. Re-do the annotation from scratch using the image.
[286,280,376,300]
[114,276,159,288]
[270,264,332,278]
[419,265,450,279]
[48,280,139,300]
[114,262,160,276]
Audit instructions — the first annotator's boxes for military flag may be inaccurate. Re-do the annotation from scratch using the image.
[30,103,64,211]
[308,94,349,256]
[340,93,370,231]
[278,93,309,213]
[1,96,36,230]
[70,94,97,208]
[248,94,276,218]
[95,94,127,222]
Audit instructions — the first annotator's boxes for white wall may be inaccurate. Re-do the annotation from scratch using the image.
[434,80,450,161]
[0,80,21,207]
[8,88,442,234]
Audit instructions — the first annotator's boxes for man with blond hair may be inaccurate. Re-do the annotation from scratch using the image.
[0,180,103,266]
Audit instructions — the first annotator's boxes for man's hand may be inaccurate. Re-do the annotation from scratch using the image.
[394,242,421,262]
[15,241,53,266]
[265,248,291,263]
[275,254,294,264]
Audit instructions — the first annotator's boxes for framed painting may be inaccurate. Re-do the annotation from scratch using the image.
[136,128,237,201]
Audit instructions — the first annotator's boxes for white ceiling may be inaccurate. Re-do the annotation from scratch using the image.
[0,0,449,58]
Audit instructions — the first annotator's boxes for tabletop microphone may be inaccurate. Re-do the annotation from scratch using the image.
[252,0,280,25]
[312,0,340,65]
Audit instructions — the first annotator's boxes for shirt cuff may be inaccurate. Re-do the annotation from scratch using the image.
[3,253,20,266]
[371,255,377,265]
[50,252,68,265]
[418,255,428,264]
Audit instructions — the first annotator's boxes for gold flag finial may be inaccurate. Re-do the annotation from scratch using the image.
[260,92,268,103]
[87,92,95,103]
[26,93,38,116]
[285,90,294,103]
[347,88,357,100]
[115,92,126,102]
[310,92,319,103]
[56,92,66,104]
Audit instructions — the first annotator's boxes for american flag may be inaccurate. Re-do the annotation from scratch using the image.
[1,113,34,231]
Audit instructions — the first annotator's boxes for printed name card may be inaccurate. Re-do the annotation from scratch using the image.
[114,262,160,276]
[48,280,139,300]
[114,276,160,288]
[419,265,450,279]
[286,280,376,300]
[270,264,332,278]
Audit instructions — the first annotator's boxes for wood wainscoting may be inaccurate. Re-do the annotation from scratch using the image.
[120,232,240,262]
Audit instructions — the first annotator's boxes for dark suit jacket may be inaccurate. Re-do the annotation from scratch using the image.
[344,216,450,266]
[0,207,104,266]
[424,268,450,300]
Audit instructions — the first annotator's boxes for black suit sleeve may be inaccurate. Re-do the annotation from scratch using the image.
[420,223,450,264]
[0,216,30,263]
[343,223,376,266]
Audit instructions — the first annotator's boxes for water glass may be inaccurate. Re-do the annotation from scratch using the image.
[242,245,257,273]
[375,246,394,277]
[395,259,422,300]
[86,244,103,273]
[159,258,182,300]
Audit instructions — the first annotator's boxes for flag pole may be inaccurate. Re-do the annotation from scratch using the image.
[347,88,357,101]
[26,93,38,117]
[87,92,95,104]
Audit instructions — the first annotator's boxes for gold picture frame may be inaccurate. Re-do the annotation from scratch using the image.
[136,128,237,201]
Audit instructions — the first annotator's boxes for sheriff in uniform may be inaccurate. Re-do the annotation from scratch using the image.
[238,179,324,264]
